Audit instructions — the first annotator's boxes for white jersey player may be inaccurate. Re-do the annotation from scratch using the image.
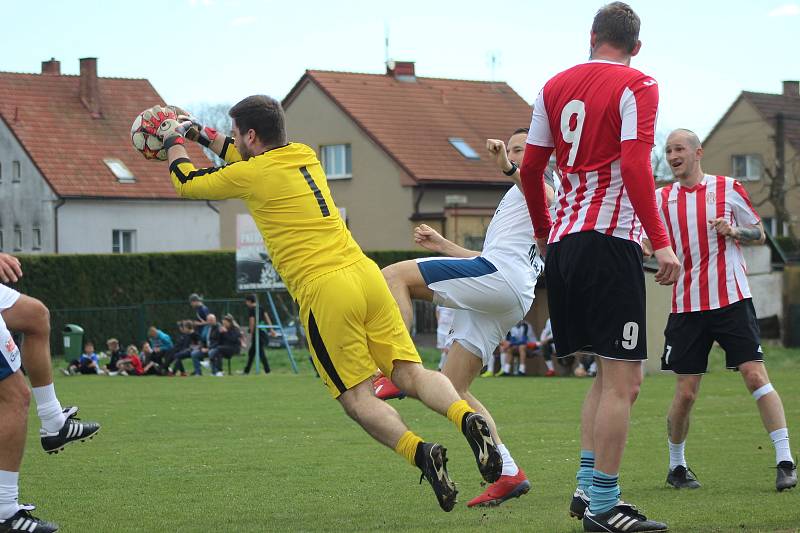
[381,127,555,507]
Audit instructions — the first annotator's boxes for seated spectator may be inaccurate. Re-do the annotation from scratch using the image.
[103,338,125,376]
[573,353,597,378]
[117,344,144,376]
[210,314,242,377]
[496,321,535,377]
[191,314,219,376]
[148,326,174,360]
[169,320,198,376]
[140,341,164,375]
[64,341,102,375]
[536,319,557,377]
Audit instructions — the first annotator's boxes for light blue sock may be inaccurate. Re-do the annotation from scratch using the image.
[576,450,595,493]
[589,470,620,515]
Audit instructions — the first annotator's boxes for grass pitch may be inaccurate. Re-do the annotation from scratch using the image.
[19,347,800,532]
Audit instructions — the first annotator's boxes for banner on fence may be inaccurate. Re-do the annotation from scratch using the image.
[235,214,284,291]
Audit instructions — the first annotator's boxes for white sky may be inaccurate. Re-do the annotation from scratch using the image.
[2,0,799,139]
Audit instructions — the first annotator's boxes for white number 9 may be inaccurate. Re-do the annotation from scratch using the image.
[621,321,639,350]
[560,100,586,167]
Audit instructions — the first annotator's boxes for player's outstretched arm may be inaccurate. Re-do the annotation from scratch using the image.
[414,224,479,258]
[172,108,243,164]
[159,120,253,201]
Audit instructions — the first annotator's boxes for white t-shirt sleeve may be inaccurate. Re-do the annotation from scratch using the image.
[526,90,554,147]
[730,180,760,226]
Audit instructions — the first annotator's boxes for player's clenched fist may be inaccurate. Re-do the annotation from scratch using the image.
[414,224,446,253]
[485,139,513,173]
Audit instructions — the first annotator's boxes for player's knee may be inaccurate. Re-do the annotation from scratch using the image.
[628,383,641,404]
[381,263,404,287]
[26,298,51,336]
[1,375,31,415]
[677,386,698,406]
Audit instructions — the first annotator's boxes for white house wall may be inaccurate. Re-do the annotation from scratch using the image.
[0,118,59,253]
[58,199,219,253]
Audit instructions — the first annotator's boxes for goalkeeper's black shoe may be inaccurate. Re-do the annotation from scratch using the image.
[40,406,100,454]
[462,412,502,483]
[666,465,701,489]
[569,488,590,519]
[417,443,458,512]
[583,501,668,532]
[0,504,58,532]
[776,461,797,492]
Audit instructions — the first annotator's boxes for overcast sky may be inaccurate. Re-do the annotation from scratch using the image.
[2,0,799,139]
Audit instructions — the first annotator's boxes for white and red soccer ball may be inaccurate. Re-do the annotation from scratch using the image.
[130,106,177,161]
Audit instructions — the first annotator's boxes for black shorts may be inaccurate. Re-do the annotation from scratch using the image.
[661,298,762,374]
[545,231,647,361]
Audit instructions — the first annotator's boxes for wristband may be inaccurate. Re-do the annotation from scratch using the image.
[503,162,518,177]
[163,135,185,150]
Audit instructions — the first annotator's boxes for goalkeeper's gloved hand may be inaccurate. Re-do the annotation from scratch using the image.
[157,118,189,150]
[169,106,220,148]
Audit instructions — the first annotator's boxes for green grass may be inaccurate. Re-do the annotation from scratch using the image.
[19,346,800,532]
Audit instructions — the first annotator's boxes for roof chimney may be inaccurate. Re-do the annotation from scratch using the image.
[783,80,799,97]
[386,60,416,82]
[41,58,60,76]
[79,57,102,118]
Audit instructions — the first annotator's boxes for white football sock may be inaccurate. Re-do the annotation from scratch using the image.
[518,363,526,374]
[668,439,686,470]
[32,384,65,433]
[770,428,793,464]
[496,444,519,477]
[485,353,495,374]
[502,363,511,374]
[0,470,19,520]
[545,360,554,371]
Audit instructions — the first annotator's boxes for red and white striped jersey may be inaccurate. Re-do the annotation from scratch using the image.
[657,175,760,313]
[527,60,659,245]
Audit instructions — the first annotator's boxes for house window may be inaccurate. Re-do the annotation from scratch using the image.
[12,161,20,183]
[32,227,41,250]
[731,154,762,181]
[448,138,480,160]
[103,158,135,183]
[13,227,22,251]
[320,144,352,179]
[112,230,136,253]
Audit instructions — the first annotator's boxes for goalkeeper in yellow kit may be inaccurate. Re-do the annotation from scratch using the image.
[148,97,501,511]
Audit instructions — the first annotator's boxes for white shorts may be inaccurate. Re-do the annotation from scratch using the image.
[0,284,20,311]
[417,256,532,364]
[436,331,453,351]
[0,312,21,381]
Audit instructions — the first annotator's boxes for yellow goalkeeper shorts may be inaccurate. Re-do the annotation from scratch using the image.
[295,258,422,398]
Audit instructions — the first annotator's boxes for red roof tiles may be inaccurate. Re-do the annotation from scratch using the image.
[284,70,533,184]
[0,70,209,198]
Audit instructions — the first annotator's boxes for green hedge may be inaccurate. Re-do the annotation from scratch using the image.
[10,250,432,356]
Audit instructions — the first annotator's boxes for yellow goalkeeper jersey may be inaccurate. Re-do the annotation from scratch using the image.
[170,142,364,295]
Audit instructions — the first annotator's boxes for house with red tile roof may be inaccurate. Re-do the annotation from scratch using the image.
[217,62,533,250]
[702,81,800,239]
[0,58,218,254]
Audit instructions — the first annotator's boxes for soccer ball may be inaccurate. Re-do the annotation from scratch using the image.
[130,107,174,161]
